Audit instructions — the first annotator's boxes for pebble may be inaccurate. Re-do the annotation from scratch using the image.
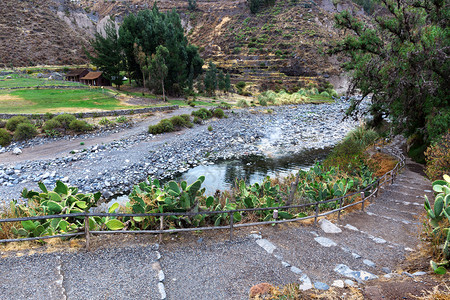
[332,280,344,288]
[314,236,337,247]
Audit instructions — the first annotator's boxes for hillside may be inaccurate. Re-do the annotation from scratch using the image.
[0,0,89,67]
[0,0,365,90]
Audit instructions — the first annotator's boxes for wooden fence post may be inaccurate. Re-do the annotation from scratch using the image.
[337,197,343,220]
[229,212,234,241]
[361,192,365,211]
[314,203,319,225]
[84,215,90,251]
[159,216,164,243]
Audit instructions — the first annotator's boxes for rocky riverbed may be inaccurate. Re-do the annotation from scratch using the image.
[0,99,366,203]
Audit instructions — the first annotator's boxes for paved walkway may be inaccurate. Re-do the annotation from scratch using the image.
[0,140,432,299]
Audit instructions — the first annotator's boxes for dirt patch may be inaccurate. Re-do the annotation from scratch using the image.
[0,94,34,108]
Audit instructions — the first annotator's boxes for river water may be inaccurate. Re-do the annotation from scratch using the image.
[176,147,332,195]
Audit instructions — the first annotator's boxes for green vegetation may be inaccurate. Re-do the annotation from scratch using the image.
[425,130,450,182]
[249,0,276,14]
[0,89,125,114]
[0,128,11,147]
[89,4,203,96]
[424,174,450,274]
[6,116,31,131]
[331,0,449,156]
[0,74,81,88]
[13,123,37,141]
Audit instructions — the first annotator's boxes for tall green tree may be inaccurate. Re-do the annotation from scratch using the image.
[217,69,225,93]
[330,0,450,146]
[87,20,124,88]
[224,73,231,94]
[118,4,203,94]
[149,45,169,101]
[204,62,218,96]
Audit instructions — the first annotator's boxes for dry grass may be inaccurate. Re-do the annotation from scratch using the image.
[413,284,450,300]
[366,152,398,177]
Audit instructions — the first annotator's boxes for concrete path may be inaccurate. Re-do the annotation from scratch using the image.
[0,140,431,299]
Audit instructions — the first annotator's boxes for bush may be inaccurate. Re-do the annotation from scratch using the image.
[170,116,188,128]
[0,120,6,128]
[237,99,249,108]
[212,108,225,118]
[54,114,76,129]
[208,125,213,132]
[192,108,212,120]
[116,116,128,123]
[13,123,37,141]
[42,119,62,132]
[236,81,246,89]
[258,97,268,106]
[320,91,330,98]
[193,116,202,124]
[0,128,11,147]
[99,117,112,126]
[148,119,175,134]
[180,114,191,123]
[425,130,450,181]
[69,120,92,132]
[6,116,31,132]
[347,126,379,148]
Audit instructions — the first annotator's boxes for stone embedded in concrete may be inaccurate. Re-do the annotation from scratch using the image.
[319,219,342,233]
[299,274,312,291]
[344,224,359,231]
[290,266,302,275]
[314,281,329,291]
[332,280,345,288]
[314,237,337,247]
[334,264,378,281]
[363,259,376,267]
[256,239,277,254]
[158,282,166,299]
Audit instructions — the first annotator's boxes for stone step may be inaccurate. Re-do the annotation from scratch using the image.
[262,226,379,284]
[320,222,406,275]
[337,211,421,249]
[366,202,421,223]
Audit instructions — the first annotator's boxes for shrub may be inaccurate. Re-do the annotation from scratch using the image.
[193,116,202,124]
[347,126,379,148]
[54,114,76,129]
[236,81,246,89]
[425,130,450,181]
[148,119,175,134]
[258,96,268,106]
[320,91,330,98]
[14,123,37,141]
[170,116,188,128]
[69,119,92,132]
[180,114,191,123]
[237,99,249,108]
[0,128,11,147]
[116,116,128,123]
[0,120,6,128]
[212,108,225,118]
[99,117,112,126]
[6,116,31,132]
[208,125,213,132]
[42,119,62,132]
[192,108,212,120]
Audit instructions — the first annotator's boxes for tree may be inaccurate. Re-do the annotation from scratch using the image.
[118,4,203,94]
[330,0,450,148]
[87,20,124,88]
[224,73,231,94]
[149,45,169,101]
[133,43,148,89]
[217,69,225,93]
[188,0,197,11]
[204,62,218,96]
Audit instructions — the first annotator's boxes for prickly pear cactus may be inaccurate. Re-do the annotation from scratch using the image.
[424,174,450,274]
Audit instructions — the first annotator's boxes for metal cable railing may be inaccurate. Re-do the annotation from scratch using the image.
[0,147,406,250]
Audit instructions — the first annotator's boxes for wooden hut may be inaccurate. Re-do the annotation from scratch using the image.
[80,71,111,86]
[65,68,89,82]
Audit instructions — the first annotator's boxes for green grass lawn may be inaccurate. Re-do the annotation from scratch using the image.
[0,74,84,88]
[0,88,135,114]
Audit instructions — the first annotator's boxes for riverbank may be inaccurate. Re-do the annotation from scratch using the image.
[0,99,365,202]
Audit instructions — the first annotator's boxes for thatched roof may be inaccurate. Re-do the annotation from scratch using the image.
[80,71,103,80]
